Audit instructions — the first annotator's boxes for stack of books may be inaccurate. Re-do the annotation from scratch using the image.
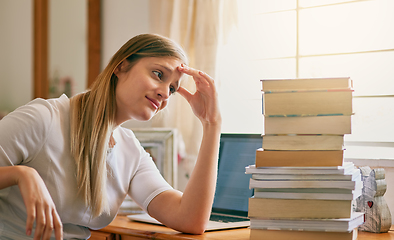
[246,77,364,240]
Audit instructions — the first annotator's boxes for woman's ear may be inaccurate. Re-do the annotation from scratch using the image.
[113,61,124,77]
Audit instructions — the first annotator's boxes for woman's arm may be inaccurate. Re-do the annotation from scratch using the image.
[0,166,63,239]
[0,101,63,239]
[147,65,221,234]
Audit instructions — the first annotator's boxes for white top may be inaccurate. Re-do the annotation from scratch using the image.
[0,95,172,239]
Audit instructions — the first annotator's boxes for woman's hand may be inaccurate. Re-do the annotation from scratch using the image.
[16,166,63,240]
[148,65,222,234]
[177,64,221,126]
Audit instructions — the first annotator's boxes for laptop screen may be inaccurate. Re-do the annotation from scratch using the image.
[212,133,262,217]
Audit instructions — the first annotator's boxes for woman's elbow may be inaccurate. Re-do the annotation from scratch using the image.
[188,222,207,235]
[174,217,208,235]
[182,224,206,235]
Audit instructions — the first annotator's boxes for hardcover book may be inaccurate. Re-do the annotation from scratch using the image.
[262,90,353,116]
[262,135,344,151]
[250,228,358,240]
[245,162,355,175]
[249,211,364,231]
[255,148,344,167]
[264,115,351,135]
[261,77,353,92]
[248,197,354,219]
[249,177,362,190]
[253,186,362,201]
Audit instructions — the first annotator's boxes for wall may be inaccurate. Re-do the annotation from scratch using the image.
[49,0,87,97]
[102,0,153,129]
[0,0,33,113]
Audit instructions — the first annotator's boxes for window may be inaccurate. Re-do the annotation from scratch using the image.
[217,0,394,163]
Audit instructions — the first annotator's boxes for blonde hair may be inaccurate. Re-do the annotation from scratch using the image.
[70,34,188,217]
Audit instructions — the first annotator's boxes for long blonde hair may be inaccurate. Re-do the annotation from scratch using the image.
[70,34,188,217]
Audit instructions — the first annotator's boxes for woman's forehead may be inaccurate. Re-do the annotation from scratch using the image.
[144,56,184,67]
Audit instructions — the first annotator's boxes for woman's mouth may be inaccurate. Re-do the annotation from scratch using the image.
[146,97,160,110]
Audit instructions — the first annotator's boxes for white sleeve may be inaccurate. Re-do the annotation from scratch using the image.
[0,99,53,167]
[128,144,173,213]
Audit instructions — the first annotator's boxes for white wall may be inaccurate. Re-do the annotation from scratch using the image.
[102,0,150,67]
[0,0,33,112]
[0,0,149,114]
[49,0,87,97]
[102,0,153,129]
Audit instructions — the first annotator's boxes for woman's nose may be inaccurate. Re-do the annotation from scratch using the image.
[157,84,170,100]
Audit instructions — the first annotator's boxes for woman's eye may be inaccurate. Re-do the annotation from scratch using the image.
[169,86,176,95]
[153,71,163,79]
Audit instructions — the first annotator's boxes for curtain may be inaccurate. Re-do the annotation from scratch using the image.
[149,0,237,189]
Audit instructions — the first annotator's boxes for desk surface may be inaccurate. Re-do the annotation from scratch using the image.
[97,215,394,240]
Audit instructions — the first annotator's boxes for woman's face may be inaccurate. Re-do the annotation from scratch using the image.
[114,56,184,125]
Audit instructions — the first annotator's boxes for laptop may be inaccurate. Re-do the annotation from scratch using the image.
[127,133,262,231]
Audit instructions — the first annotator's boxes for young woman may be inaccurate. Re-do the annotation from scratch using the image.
[0,33,221,239]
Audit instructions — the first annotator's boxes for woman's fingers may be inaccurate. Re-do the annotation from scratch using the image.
[178,65,213,89]
[31,206,62,240]
[17,166,63,240]
[41,207,54,240]
[25,204,35,237]
[33,204,46,240]
[176,86,192,102]
[176,64,221,124]
[198,70,215,86]
[53,210,63,240]
[30,205,61,240]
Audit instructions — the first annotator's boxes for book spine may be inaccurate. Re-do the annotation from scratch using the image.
[248,198,353,219]
[263,89,354,94]
[262,91,353,116]
[262,135,344,151]
[249,179,357,190]
[253,191,360,201]
[264,115,352,135]
[250,228,357,240]
[255,149,344,167]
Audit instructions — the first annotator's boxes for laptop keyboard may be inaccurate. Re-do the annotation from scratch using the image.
[209,214,249,223]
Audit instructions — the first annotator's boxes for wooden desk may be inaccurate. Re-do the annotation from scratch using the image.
[91,215,394,240]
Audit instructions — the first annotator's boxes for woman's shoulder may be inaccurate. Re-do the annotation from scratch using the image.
[2,95,70,135]
[0,95,71,163]
[114,127,149,156]
[13,94,70,118]
[115,126,140,145]
[46,94,70,111]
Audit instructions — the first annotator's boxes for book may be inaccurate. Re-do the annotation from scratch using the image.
[254,187,361,194]
[249,177,361,190]
[249,211,364,231]
[264,115,351,135]
[262,135,344,150]
[262,90,353,116]
[248,197,353,219]
[250,228,358,240]
[261,77,353,92]
[255,148,344,167]
[251,167,360,181]
[245,162,355,175]
[253,185,362,201]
